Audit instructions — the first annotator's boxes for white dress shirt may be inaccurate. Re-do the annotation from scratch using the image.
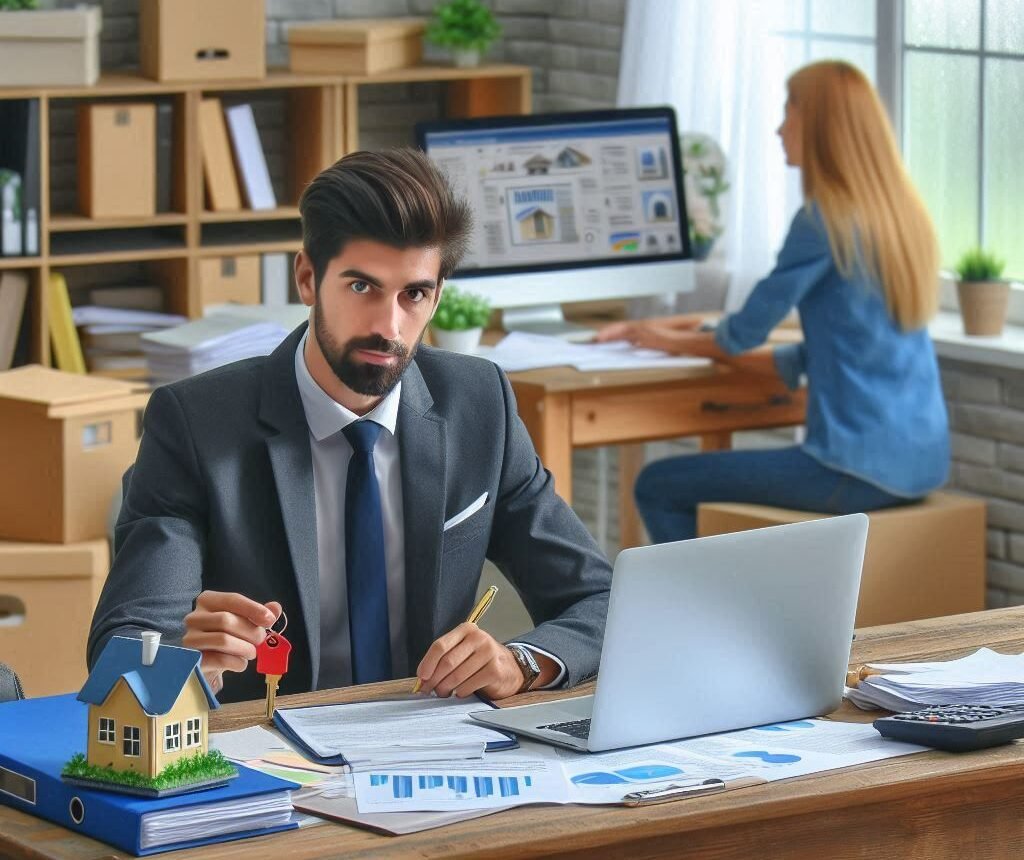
[294,333,407,688]
[294,333,565,690]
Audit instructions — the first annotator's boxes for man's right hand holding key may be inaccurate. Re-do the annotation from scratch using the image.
[183,590,282,695]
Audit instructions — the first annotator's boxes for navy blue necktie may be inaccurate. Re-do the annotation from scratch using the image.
[343,420,392,684]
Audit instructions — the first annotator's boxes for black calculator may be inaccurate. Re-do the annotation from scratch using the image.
[873,704,1024,752]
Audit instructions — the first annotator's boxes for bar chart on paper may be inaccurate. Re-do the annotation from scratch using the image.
[354,761,568,812]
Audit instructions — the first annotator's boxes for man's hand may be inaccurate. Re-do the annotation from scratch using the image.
[183,591,281,694]
[415,623,555,700]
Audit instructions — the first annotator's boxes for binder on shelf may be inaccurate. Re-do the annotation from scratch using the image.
[47,272,86,374]
[0,270,29,370]
[0,99,39,257]
[261,252,290,304]
[198,98,242,212]
[224,103,276,210]
[155,101,174,213]
[0,694,299,856]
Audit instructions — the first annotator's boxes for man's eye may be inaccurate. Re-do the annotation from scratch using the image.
[350,280,371,294]
[406,289,426,303]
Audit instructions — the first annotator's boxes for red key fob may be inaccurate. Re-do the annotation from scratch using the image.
[256,632,292,676]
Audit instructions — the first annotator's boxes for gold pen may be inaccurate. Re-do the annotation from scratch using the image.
[412,585,499,693]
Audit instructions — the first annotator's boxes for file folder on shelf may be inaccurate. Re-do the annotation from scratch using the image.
[0,694,300,856]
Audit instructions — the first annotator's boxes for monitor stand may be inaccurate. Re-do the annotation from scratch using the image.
[501,304,596,343]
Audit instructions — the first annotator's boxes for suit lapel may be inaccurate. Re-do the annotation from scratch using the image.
[259,323,321,689]
[397,360,446,671]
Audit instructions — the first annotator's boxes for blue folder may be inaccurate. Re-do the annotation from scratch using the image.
[0,694,300,856]
[273,694,518,766]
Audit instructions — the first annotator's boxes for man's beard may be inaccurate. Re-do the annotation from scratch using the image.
[313,298,420,397]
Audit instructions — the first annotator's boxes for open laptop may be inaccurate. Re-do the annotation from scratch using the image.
[471,514,868,752]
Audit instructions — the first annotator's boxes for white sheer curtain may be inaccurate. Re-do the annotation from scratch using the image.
[617,0,804,311]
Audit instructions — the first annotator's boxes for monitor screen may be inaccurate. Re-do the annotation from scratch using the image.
[417,107,691,278]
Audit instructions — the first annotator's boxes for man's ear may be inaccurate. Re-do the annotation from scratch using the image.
[295,250,316,307]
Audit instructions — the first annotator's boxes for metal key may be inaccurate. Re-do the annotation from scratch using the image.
[256,622,292,722]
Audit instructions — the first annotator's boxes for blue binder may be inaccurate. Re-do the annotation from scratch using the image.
[0,694,300,856]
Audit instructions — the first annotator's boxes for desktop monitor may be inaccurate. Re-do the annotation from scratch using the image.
[416,107,694,337]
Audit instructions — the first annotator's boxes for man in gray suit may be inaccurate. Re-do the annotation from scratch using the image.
[89,149,613,704]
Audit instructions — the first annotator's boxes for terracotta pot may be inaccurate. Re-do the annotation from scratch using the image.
[956,279,1009,336]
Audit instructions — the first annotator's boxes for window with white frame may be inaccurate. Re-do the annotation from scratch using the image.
[185,717,202,748]
[901,0,1024,280]
[164,722,180,752]
[123,726,140,757]
[98,717,115,744]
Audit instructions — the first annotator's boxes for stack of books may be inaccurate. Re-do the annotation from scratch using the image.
[73,304,186,380]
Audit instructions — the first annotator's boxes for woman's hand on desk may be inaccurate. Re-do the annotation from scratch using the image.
[595,319,723,358]
[183,590,282,694]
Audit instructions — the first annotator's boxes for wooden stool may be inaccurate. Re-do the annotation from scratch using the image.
[697,491,986,627]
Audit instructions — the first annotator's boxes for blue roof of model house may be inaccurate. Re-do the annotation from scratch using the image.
[78,636,219,715]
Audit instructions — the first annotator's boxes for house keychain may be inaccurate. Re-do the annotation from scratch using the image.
[256,612,291,722]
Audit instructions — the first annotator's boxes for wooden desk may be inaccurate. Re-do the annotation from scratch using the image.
[5,607,1024,859]
[509,363,806,547]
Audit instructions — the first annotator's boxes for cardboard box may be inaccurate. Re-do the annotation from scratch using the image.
[0,538,108,697]
[288,18,425,75]
[78,103,156,219]
[0,7,101,87]
[139,0,265,82]
[0,366,147,544]
[197,256,261,308]
[697,492,987,628]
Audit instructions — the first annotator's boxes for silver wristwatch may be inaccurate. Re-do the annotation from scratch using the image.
[507,644,541,693]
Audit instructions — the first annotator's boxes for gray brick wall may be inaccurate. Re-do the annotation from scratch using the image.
[941,357,1024,609]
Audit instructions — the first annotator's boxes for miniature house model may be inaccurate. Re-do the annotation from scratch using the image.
[77,633,219,778]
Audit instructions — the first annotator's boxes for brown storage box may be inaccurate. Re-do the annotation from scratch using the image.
[697,492,987,628]
[288,18,425,75]
[0,538,108,697]
[78,103,156,219]
[197,256,261,309]
[139,0,265,82]
[0,366,147,544]
[0,7,101,87]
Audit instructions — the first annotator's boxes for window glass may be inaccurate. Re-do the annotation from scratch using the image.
[811,0,875,37]
[905,0,980,50]
[986,0,1024,53]
[809,40,878,82]
[904,52,981,267]
[984,59,1024,278]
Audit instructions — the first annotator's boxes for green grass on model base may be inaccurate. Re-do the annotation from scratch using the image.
[62,749,236,790]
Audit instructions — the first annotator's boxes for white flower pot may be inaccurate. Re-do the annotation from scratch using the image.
[451,47,481,68]
[431,326,483,354]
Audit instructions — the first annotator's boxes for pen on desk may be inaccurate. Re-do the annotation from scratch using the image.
[412,585,499,693]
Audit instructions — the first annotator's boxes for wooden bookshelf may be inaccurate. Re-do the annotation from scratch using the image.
[0,64,531,367]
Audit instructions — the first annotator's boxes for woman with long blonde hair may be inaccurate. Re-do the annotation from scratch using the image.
[597,60,949,543]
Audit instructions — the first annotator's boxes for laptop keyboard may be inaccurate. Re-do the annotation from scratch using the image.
[538,718,591,740]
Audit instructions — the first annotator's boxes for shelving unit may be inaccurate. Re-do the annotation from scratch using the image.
[0,63,531,367]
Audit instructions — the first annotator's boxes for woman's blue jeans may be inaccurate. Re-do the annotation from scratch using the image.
[635,445,915,544]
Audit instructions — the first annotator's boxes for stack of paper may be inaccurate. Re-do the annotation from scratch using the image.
[73,305,186,379]
[846,648,1024,711]
[141,313,291,383]
[479,331,711,373]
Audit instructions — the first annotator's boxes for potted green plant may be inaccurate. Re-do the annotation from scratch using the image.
[425,0,502,68]
[430,285,491,353]
[955,247,1008,336]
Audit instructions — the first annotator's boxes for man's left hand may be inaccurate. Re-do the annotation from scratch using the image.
[414,623,527,700]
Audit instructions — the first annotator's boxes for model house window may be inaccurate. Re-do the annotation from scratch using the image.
[185,717,202,748]
[123,726,141,757]
[164,722,181,752]
[98,717,115,744]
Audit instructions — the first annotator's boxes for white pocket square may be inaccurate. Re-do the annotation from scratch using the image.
[443,492,489,532]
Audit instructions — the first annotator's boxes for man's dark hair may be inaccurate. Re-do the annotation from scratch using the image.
[299,148,472,288]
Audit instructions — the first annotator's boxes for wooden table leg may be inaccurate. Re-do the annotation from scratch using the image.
[701,431,733,451]
[618,443,647,550]
[513,386,574,503]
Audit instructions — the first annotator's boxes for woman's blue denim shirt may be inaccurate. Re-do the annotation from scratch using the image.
[715,205,949,497]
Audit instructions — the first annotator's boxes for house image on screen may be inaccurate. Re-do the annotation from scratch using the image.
[516,205,556,240]
[555,147,592,168]
[524,154,552,175]
[77,633,219,778]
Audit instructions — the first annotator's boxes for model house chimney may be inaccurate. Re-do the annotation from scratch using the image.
[141,631,161,666]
